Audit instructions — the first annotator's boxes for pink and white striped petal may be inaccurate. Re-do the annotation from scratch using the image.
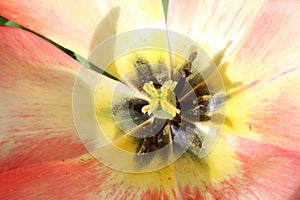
[226,0,300,87]
[220,0,300,152]
[175,134,300,199]
[224,67,300,153]
[167,0,265,58]
[0,134,299,199]
[0,27,87,172]
[0,0,165,58]
[0,153,179,199]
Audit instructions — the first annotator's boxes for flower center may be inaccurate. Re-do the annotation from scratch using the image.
[74,29,227,173]
[141,80,180,120]
[108,50,216,159]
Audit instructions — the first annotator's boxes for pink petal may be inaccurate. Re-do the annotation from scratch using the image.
[0,0,165,58]
[0,27,87,172]
[0,154,179,199]
[167,0,265,57]
[221,0,300,152]
[227,0,300,86]
[227,68,300,153]
[175,134,300,199]
[0,135,299,199]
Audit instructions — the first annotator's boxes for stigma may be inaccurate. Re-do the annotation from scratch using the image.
[141,80,180,120]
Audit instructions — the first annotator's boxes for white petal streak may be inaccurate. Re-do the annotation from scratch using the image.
[167,0,265,58]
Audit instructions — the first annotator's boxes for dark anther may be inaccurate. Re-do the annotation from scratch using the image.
[180,51,197,78]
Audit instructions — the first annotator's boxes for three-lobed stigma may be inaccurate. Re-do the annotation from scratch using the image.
[141,80,180,120]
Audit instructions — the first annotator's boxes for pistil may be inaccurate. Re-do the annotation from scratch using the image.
[141,80,180,120]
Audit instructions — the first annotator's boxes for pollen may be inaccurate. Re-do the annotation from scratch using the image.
[141,80,180,120]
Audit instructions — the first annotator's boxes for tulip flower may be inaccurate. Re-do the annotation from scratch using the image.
[0,0,300,199]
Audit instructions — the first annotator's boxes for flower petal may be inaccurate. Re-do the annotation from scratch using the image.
[167,0,265,57]
[175,134,300,199]
[0,154,179,199]
[1,134,299,199]
[226,0,300,86]
[0,27,87,172]
[220,1,300,151]
[0,0,165,58]
[224,67,300,152]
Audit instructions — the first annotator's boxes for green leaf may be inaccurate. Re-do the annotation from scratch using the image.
[5,20,22,28]
[0,16,8,25]
[162,0,169,21]
[74,53,85,63]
